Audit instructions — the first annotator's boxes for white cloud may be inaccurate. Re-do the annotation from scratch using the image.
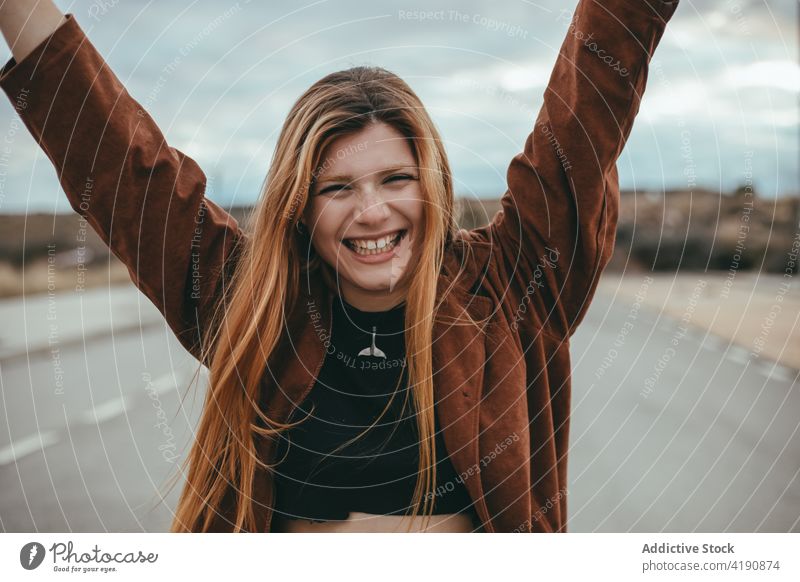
[721,60,800,93]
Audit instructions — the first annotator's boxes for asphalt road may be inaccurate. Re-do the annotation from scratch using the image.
[1,288,797,532]
[0,321,204,532]
[569,289,799,532]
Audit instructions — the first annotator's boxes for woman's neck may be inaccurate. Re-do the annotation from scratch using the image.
[339,283,407,312]
[318,263,408,312]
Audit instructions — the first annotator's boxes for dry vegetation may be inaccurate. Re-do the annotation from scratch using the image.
[1,189,797,298]
[457,187,799,274]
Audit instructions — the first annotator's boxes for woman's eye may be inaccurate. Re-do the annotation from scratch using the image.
[317,174,416,195]
[385,174,416,184]
[318,185,349,196]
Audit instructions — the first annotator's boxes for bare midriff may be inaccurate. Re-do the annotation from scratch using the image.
[273,511,478,533]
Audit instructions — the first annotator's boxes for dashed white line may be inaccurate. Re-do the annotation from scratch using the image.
[684,329,705,343]
[0,365,200,467]
[755,363,798,383]
[726,346,752,366]
[0,430,60,465]
[150,372,183,396]
[701,335,729,353]
[79,395,131,425]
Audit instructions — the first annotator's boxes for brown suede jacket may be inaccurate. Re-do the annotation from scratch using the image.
[0,0,679,532]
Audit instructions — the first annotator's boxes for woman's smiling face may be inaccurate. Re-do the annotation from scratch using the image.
[302,122,424,312]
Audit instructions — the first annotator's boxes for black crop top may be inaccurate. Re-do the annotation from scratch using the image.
[272,295,477,523]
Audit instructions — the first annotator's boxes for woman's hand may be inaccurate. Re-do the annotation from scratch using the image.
[0,0,66,63]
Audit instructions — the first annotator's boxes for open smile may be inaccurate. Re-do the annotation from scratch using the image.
[341,229,407,263]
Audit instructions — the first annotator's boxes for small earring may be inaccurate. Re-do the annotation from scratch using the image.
[296,221,308,235]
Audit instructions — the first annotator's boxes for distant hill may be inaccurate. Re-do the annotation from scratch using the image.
[0,188,797,297]
[457,187,799,274]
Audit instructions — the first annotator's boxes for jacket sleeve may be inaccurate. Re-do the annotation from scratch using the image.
[0,13,245,362]
[472,0,679,339]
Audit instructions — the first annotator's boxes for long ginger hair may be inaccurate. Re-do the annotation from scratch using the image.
[170,65,467,532]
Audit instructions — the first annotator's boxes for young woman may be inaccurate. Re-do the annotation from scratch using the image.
[0,0,679,533]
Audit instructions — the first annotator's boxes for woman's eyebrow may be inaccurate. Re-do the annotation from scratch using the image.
[315,165,416,184]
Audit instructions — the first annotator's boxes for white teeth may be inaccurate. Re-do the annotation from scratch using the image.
[348,231,401,250]
[345,231,403,256]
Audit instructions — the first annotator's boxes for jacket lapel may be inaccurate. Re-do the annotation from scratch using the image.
[432,252,495,531]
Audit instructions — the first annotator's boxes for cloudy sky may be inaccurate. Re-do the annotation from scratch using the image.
[0,0,796,213]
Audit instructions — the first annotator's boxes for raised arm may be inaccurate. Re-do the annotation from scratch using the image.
[0,0,65,63]
[473,0,678,339]
[0,9,245,362]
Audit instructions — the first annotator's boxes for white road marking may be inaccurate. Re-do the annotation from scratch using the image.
[79,396,130,425]
[726,346,752,366]
[701,335,729,353]
[0,364,203,467]
[756,364,798,383]
[150,372,182,396]
[684,328,705,343]
[0,430,60,465]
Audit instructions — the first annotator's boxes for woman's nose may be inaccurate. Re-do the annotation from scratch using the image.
[354,187,390,223]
